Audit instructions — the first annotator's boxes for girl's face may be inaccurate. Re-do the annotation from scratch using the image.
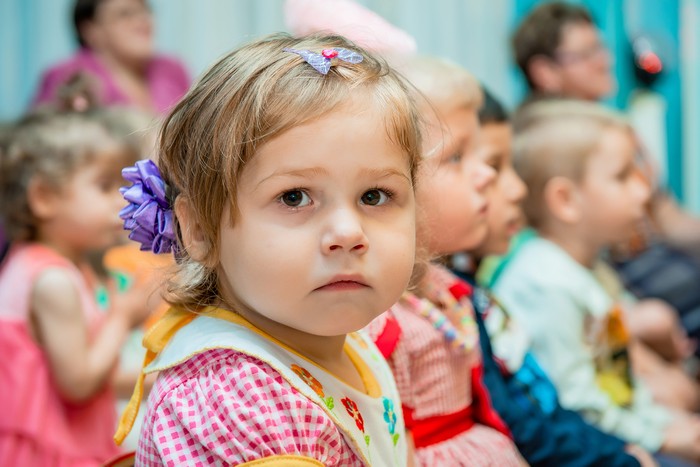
[41,153,128,257]
[217,100,416,337]
[416,105,495,256]
[473,123,527,257]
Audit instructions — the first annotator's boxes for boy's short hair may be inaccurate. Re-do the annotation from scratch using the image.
[479,86,509,125]
[398,56,482,114]
[512,2,594,90]
[512,99,629,228]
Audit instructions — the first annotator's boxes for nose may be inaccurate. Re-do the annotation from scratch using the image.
[632,169,651,206]
[505,168,528,203]
[321,206,369,255]
[473,159,497,192]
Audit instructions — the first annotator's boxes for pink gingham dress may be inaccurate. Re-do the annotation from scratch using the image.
[135,309,406,466]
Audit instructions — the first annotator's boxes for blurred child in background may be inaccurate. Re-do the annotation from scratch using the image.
[451,88,654,467]
[367,57,526,466]
[493,100,700,465]
[0,110,153,466]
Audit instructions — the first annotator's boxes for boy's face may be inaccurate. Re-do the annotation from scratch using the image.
[577,127,650,244]
[473,123,527,257]
[416,105,495,256]
[544,21,614,101]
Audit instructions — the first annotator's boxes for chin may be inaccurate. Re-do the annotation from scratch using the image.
[485,241,509,257]
[309,311,379,337]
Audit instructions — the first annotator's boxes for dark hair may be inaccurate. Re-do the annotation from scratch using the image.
[512,2,593,90]
[73,0,104,47]
[73,0,149,48]
[479,86,509,124]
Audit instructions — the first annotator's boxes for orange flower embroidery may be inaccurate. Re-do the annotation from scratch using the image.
[291,364,324,397]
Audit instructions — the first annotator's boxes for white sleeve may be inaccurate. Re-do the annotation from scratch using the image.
[495,278,670,452]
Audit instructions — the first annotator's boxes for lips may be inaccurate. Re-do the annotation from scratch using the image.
[315,274,369,292]
[478,201,489,215]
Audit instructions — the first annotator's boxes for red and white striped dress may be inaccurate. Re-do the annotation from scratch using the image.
[366,264,524,466]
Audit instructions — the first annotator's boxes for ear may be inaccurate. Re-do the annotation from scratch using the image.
[173,196,210,264]
[543,176,582,224]
[527,55,563,94]
[79,20,102,50]
[27,177,61,221]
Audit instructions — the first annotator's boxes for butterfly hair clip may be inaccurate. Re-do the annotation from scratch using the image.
[283,47,363,75]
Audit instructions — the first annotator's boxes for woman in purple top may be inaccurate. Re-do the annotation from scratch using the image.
[33,0,190,115]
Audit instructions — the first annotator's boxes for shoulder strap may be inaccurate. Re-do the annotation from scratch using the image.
[373,312,401,359]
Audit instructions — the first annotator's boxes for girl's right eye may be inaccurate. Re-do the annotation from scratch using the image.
[280,190,311,208]
[446,152,463,164]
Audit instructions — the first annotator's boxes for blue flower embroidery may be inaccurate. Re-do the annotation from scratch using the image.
[382,397,397,435]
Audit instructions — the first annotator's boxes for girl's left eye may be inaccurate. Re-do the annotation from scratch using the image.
[361,189,391,206]
[447,152,463,164]
[280,190,312,207]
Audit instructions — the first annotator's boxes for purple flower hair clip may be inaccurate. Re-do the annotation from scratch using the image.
[119,159,176,255]
[283,47,363,74]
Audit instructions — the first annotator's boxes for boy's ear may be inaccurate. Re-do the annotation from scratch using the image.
[543,176,582,224]
[27,177,61,221]
[528,55,563,94]
[174,196,210,263]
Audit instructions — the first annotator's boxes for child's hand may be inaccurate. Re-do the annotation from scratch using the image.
[661,417,700,462]
[108,272,159,329]
[625,445,658,467]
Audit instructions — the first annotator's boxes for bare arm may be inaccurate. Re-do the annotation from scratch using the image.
[30,267,150,403]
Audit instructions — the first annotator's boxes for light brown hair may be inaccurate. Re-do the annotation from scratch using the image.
[0,110,140,242]
[158,33,423,310]
[512,99,630,228]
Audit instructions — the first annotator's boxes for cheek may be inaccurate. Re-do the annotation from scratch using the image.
[487,193,507,231]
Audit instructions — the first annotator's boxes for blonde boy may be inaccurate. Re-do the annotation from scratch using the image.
[368,56,526,466]
[493,100,700,463]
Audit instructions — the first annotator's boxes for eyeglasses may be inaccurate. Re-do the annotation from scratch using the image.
[554,42,608,65]
[97,3,152,23]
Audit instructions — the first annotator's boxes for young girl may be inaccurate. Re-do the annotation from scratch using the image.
[0,110,152,466]
[114,33,422,465]
[366,57,525,466]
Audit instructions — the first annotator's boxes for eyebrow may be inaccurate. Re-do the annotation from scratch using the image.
[358,167,412,183]
[255,166,411,189]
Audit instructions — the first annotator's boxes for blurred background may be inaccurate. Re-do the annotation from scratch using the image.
[1,0,698,211]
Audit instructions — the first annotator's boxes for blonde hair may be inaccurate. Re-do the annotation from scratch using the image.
[0,110,140,243]
[512,99,630,228]
[391,56,482,292]
[398,56,482,115]
[159,33,423,310]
